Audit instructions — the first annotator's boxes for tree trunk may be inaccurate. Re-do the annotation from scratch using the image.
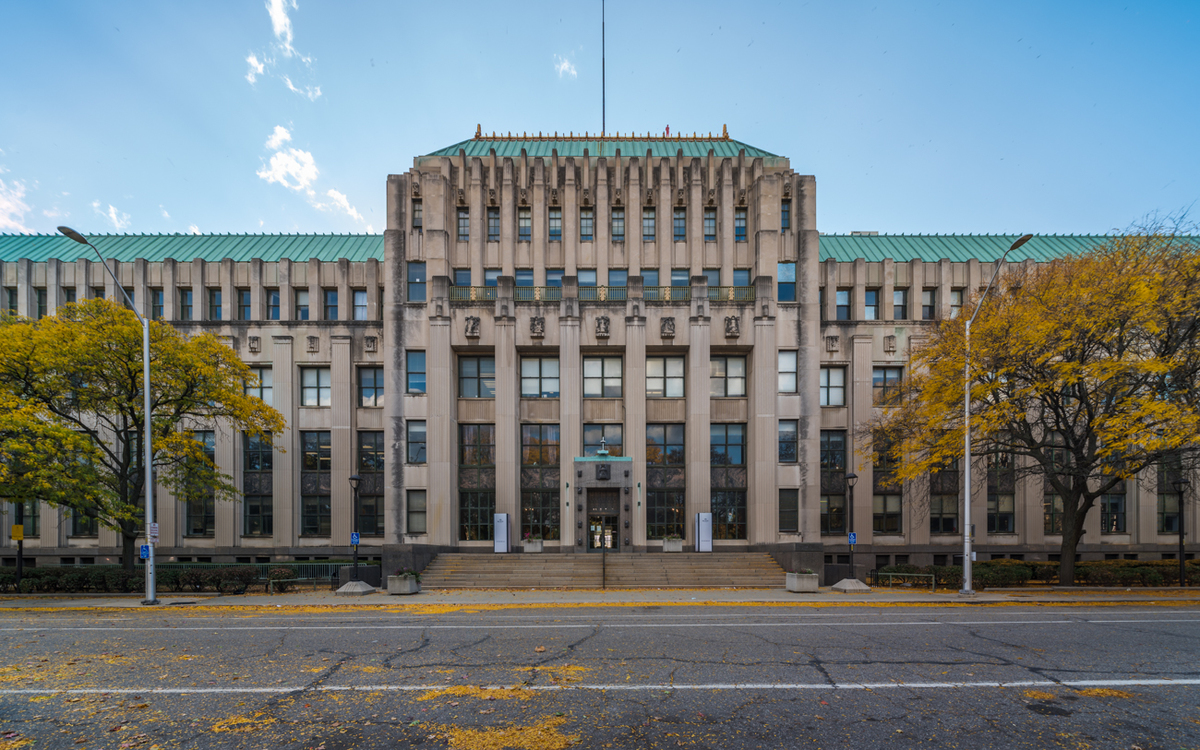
[1058,528,1080,586]
[120,524,137,572]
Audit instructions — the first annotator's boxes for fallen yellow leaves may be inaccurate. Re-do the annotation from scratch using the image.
[210,711,277,733]
[1022,689,1056,701]
[526,664,590,685]
[418,685,537,702]
[430,715,578,750]
[0,737,33,750]
[1076,688,1135,699]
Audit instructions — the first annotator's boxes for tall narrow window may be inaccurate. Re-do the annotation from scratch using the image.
[864,289,879,320]
[150,289,164,320]
[734,208,747,241]
[243,432,273,536]
[353,289,369,320]
[487,206,500,242]
[703,208,717,241]
[207,289,222,320]
[873,367,903,406]
[1158,456,1183,532]
[407,420,426,464]
[778,420,799,463]
[357,431,385,535]
[301,431,332,536]
[1044,494,1064,534]
[781,199,791,231]
[518,207,531,241]
[922,289,936,320]
[4,288,16,316]
[778,263,796,302]
[359,366,384,407]
[646,356,685,398]
[457,207,470,240]
[459,424,496,541]
[521,357,560,398]
[642,208,656,241]
[35,289,47,319]
[646,424,685,540]
[988,451,1015,534]
[950,289,964,319]
[246,366,273,406]
[836,289,851,320]
[64,288,76,304]
[874,494,903,534]
[820,366,845,406]
[295,289,309,321]
[673,207,686,241]
[583,424,623,456]
[266,289,280,320]
[710,356,747,397]
[892,289,908,320]
[611,208,625,241]
[407,490,427,534]
[323,289,338,320]
[710,424,747,539]
[176,289,193,320]
[301,367,331,406]
[186,431,216,537]
[237,289,252,320]
[583,357,622,398]
[12,499,39,538]
[549,207,562,240]
[459,356,496,398]
[820,430,847,535]
[1101,488,1126,534]
[779,489,799,533]
[521,424,561,542]
[779,351,798,393]
[406,351,426,394]
[580,208,594,241]
[412,199,422,230]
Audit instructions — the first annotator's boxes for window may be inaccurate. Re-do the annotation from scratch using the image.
[646,424,685,540]
[775,351,798,393]
[295,289,309,321]
[583,424,623,457]
[893,289,908,320]
[353,290,368,320]
[459,356,496,398]
[864,289,879,320]
[407,420,426,463]
[459,424,496,541]
[781,199,790,231]
[64,288,76,304]
[873,367,903,406]
[820,429,847,493]
[988,481,1015,534]
[704,208,716,241]
[778,263,796,302]
[71,505,99,537]
[580,208,594,240]
[515,269,534,287]
[207,289,222,320]
[711,424,747,540]
[673,208,686,241]
[323,289,338,320]
[711,423,745,466]
[412,199,422,230]
[646,356,685,398]
[549,207,562,240]
[406,351,426,394]
[874,494,903,534]
[301,367,331,406]
[359,367,384,407]
[583,357,622,398]
[521,424,560,541]
[453,269,472,287]
[487,207,500,242]
[1101,490,1126,534]
[457,207,470,240]
[521,357,560,398]
[546,269,564,288]
[484,269,500,287]
[950,289,964,319]
[922,289,936,320]
[642,208,656,241]
[407,490,427,534]
[821,494,846,535]
[12,499,39,538]
[150,289,164,320]
[91,286,104,300]
[703,269,720,288]
[734,208,747,241]
[266,289,280,320]
[238,289,252,320]
[779,489,799,533]
[611,208,625,242]
[243,432,273,537]
[186,431,216,537]
[4,288,16,316]
[609,270,628,288]
[671,269,689,295]
[779,420,798,463]
[642,269,659,288]
[578,270,597,287]
[819,366,845,406]
[246,366,273,406]
[1044,494,1064,534]
[518,207,531,241]
[733,269,751,287]
[1158,493,1180,533]
[301,431,332,536]
[929,494,958,534]
[836,289,850,320]
[357,431,385,535]
[35,288,47,318]
[710,356,746,397]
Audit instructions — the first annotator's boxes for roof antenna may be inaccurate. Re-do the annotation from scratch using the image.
[602,0,606,135]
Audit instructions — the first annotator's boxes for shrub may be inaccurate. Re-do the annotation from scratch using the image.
[157,568,181,592]
[268,567,297,593]
[213,566,259,594]
[0,571,15,592]
[60,569,91,593]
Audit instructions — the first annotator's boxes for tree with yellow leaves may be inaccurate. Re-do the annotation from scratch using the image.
[872,227,1200,585]
[0,299,286,570]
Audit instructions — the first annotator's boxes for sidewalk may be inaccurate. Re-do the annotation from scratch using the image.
[1,585,1198,610]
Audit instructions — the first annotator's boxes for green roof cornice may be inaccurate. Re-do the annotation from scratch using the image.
[818,234,1113,263]
[426,126,778,160]
[0,233,383,263]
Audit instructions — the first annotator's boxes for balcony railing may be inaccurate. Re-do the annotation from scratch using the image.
[449,286,498,302]
[578,286,627,302]
[708,286,756,303]
[514,286,563,302]
[644,286,691,302]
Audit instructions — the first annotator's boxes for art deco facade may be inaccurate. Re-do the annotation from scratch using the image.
[0,131,1191,570]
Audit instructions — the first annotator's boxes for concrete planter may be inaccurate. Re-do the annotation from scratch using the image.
[786,572,820,593]
[663,539,683,553]
[524,540,544,553]
[387,575,420,595]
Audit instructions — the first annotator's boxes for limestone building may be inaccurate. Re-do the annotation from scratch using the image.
[0,129,1192,571]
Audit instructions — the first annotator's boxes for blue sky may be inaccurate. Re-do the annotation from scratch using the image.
[1,1,1197,237]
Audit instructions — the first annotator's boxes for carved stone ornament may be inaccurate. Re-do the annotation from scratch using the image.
[825,335,840,352]
[738,189,747,206]
[464,316,481,338]
[411,181,420,196]
[676,188,685,205]
[582,188,591,205]
[488,188,496,205]
[707,188,716,206]
[519,188,528,205]
[884,335,897,353]
[646,189,655,205]
[614,188,622,204]
[660,317,676,338]
[595,315,611,338]
[306,335,319,353]
[724,315,741,338]
[247,335,261,353]
[596,464,611,481]
[364,335,378,353]
[783,182,792,197]
[550,188,558,205]
[457,188,466,205]
[530,316,546,338]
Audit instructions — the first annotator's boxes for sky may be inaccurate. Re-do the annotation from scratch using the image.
[0,0,1197,238]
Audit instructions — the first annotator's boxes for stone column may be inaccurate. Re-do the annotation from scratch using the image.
[750,276,777,543]
[428,278,457,546]
[559,285,582,549]
[494,277,519,524]
[271,335,297,547]
[625,286,647,549]
[214,420,239,548]
[330,335,353,546]
[797,177,822,539]
[687,280,712,545]
[850,334,874,544]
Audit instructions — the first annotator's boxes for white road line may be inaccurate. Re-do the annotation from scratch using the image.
[0,678,1198,696]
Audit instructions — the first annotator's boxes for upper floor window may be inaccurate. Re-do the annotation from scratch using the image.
[521,357,560,398]
[456,207,470,240]
[950,288,964,319]
[671,269,689,288]
[266,289,280,320]
[359,366,384,407]
[703,269,720,288]
[246,366,273,406]
[611,208,625,242]
[546,269,564,287]
[873,366,903,406]
[323,289,338,320]
[406,420,426,464]
[710,423,746,465]
[703,208,716,241]
[295,289,309,321]
[34,288,48,318]
[734,208,747,242]
[836,289,850,320]
[642,269,659,288]
[781,199,791,231]
[453,269,471,287]
[4,288,16,316]
[820,366,845,406]
[578,270,597,288]
[893,289,908,320]
[608,270,628,288]
[710,356,747,397]
[673,208,686,241]
[646,356,685,398]
[406,351,426,394]
[733,269,750,287]
[487,206,500,242]
[301,367,331,407]
[779,420,799,463]
[549,207,562,241]
[207,289,222,320]
[779,351,798,393]
[922,289,936,320]
[778,263,796,302]
[178,289,193,321]
[237,289,252,321]
[580,208,594,240]
[64,287,76,304]
[583,423,623,457]
[642,208,656,241]
[864,289,879,320]
[412,199,422,230]
[150,289,164,320]
[518,207,531,241]
[515,269,533,287]
[353,289,368,320]
[484,269,501,287]
[459,356,496,398]
[583,357,622,398]
[408,261,426,303]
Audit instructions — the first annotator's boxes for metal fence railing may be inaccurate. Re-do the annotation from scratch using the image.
[870,570,936,593]
[578,286,628,302]
[148,562,348,580]
[644,286,691,302]
[450,286,498,302]
[515,286,563,302]
[708,286,756,303]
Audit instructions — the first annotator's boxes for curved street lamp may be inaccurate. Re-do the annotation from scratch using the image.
[845,472,859,580]
[348,474,361,583]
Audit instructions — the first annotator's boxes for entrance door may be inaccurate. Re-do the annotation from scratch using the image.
[587,489,620,552]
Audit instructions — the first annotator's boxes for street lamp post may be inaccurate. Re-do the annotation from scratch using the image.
[845,472,859,580]
[962,233,1033,596]
[57,226,159,605]
[349,475,361,583]
[1176,478,1189,589]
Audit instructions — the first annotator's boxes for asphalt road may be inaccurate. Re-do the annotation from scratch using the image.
[0,603,1197,749]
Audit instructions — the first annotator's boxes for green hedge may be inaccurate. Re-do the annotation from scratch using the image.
[877,559,1200,590]
[0,565,288,594]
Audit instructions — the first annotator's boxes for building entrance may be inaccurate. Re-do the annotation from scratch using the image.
[587,489,621,552]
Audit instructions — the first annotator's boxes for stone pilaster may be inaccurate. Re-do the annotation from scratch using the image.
[271,335,296,546]
[687,282,712,543]
[330,335,353,544]
[494,277,519,523]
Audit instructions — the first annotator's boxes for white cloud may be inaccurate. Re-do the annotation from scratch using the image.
[91,200,131,232]
[314,188,364,222]
[366,224,374,234]
[554,55,577,78]
[256,148,318,190]
[283,76,321,100]
[41,208,62,219]
[245,53,266,83]
[0,178,33,233]
[160,205,170,219]
[266,0,297,56]
[187,224,200,235]
[265,125,292,150]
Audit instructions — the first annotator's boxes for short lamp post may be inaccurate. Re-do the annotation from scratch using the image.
[845,472,859,580]
[1176,477,1189,589]
[58,226,158,606]
[962,233,1033,596]
[348,474,361,582]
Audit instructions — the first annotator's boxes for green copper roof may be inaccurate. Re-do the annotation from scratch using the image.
[0,234,383,263]
[818,234,1112,263]
[427,135,777,160]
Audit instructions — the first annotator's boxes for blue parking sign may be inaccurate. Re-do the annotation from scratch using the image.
[139,544,150,559]
[848,532,857,545]
[351,532,360,546]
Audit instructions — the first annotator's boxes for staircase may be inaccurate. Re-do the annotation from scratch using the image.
[419,552,785,589]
